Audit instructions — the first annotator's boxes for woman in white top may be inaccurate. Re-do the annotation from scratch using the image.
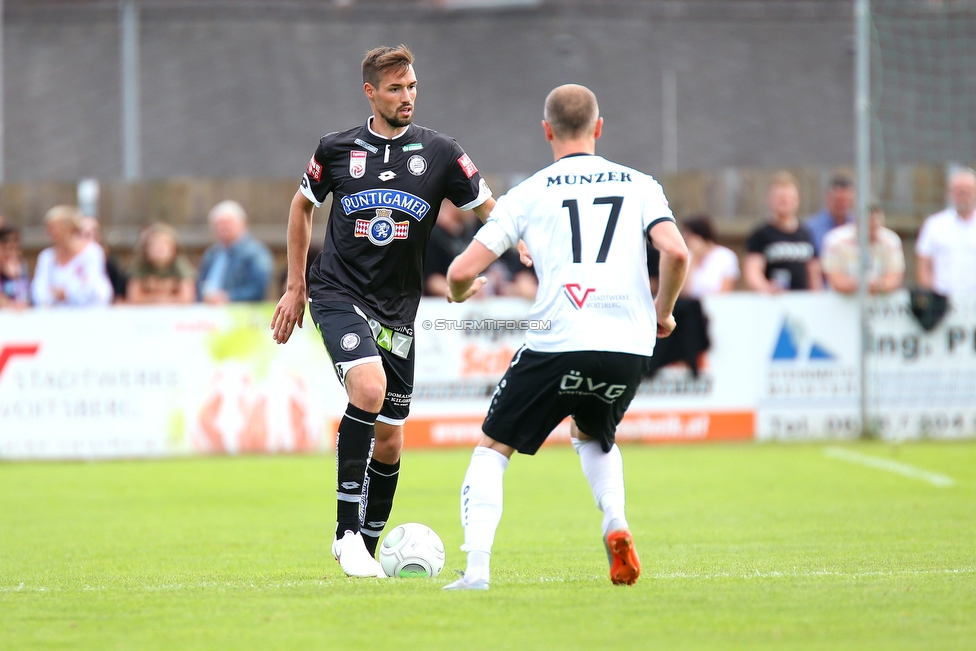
[680,213,741,298]
[30,205,113,307]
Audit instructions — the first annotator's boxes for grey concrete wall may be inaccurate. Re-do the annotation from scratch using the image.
[4,0,856,183]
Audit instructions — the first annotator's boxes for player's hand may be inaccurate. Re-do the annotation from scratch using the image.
[447,276,488,304]
[656,313,677,338]
[271,288,306,344]
[517,240,533,267]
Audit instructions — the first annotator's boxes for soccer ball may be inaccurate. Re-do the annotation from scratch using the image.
[379,523,446,578]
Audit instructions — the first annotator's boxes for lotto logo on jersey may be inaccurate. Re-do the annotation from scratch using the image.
[306,156,323,182]
[563,283,596,309]
[350,151,367,179]
[355,208,409,246]
[457,153,478,178]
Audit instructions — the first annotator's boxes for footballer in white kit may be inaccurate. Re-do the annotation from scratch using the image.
[443,84,689,590]
[472,152,673,453]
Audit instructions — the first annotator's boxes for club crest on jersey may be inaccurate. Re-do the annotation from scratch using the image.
[340,333,361,351]
[563,283,596,309]
[355,208,409,246]
[407,155,427,176]
[349,150,367,179]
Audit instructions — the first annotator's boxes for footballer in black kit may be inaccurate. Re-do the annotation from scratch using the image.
[303,122,491,328]
[271,45,495,577]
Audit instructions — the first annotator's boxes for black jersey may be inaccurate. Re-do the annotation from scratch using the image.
[745,222,816,290]
[300,119,491,326]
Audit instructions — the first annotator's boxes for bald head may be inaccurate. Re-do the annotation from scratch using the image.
[544,84,599,140]
[949,167,976,216]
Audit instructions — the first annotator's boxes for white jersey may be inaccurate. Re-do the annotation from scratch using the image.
[475,153,674,356]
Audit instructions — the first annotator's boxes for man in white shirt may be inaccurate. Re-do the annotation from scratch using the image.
[442,84,689,590]
[915,167,976,297]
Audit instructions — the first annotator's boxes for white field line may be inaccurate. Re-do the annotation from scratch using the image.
[2,567,974,593]
[824,446,957,487]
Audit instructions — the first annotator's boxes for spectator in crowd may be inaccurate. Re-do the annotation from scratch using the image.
[679,213,740,297]
[31,205,113,307]
[198,200,273,303]
[0,225,31,309]
[79,216,128,302]
[127,222,197,304]
[803,175,855,256]
[744,171,822,293]
[424,199,478,296]
[424,199,537,300]
[822,204,905,295]
[915,167,976,297]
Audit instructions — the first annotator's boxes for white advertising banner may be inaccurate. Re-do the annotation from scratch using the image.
[0,305,343,460]
[408,297,755,447]
[864,292,976,440]
[3,292,975,459]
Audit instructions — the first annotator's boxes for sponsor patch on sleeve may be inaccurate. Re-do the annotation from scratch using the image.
[306,157,323,182]
[457,153,478,178]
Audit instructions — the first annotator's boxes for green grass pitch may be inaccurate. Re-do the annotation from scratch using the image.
[2,441,974,650]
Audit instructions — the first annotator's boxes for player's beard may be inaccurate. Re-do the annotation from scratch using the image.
[381,104,414,129]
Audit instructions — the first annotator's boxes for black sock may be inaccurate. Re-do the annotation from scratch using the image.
[334,404,377,539]
[361,458,400,556]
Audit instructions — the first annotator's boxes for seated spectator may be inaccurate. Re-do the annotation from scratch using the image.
[424,199,478,296]
[744,171,823,293]
[804,175,855,256]
[31,205,113,307]
[680,213,740,297]
[198,200,273,303]
[127,222,197,304]
[822,204,904,295]
[915,167,976,297]
[425,200,538,300]
[80,215,128,303]
[0,225,31,309]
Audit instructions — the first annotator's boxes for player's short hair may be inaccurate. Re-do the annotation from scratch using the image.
[362,45,415,88]
[681,213,716,243]
[44,205,83,232]
[768,170,799,191]
[544,84,599,139]
[208,200,248,225]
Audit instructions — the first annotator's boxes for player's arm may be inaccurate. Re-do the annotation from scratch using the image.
[649,219,689,338]
[471,197,495,223]
[471,197,532,268]
[271,190,315,343]
[446,240,498,303]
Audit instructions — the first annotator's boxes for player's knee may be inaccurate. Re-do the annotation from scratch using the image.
[347,378,386,412]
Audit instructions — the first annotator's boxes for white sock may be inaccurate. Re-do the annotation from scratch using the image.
[573,438,628,536]
[459,446,509,582]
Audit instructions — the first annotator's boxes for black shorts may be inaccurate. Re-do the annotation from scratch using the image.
[482,347,649,455]
[309,300,415,425]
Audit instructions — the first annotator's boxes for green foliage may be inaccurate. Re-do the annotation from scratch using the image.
[1,443,974,650]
